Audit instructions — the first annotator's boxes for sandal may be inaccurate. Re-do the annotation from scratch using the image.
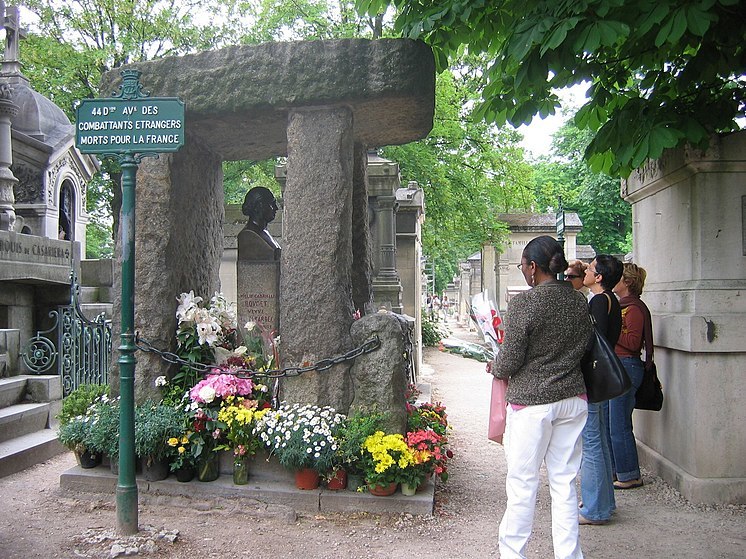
[613,479,643,490]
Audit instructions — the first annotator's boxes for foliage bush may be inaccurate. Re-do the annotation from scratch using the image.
[58,384,109,427]
[57,416,92,454]
[87,396,120,459]
[134,401,185,462]
[421,312,447,347]
[336,408,390,476]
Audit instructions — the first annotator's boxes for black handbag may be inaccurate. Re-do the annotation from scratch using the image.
[581,317,632,403]
[635,362,664,411]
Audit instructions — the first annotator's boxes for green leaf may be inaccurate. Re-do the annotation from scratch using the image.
[655,13,675,46]
[669,9,689,43]
[685,5,713,36]
[637,4,670,36]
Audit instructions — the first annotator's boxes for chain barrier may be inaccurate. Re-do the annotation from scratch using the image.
[134,333,381,381]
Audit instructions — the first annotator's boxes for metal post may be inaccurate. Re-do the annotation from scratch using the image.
[556,196,566,280]
[75,68,184,538]
[116,154,138,535]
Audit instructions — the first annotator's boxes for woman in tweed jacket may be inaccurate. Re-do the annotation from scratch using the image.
[491,235,592,559]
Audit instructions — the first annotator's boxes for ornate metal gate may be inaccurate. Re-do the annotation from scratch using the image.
[22,270,111,395]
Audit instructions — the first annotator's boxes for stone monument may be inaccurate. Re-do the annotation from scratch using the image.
[237,186,280,334]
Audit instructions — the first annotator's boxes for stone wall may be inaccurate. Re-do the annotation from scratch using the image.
[622,130,746,504]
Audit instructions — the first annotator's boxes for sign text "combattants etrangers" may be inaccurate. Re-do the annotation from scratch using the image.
[75,98,185,155]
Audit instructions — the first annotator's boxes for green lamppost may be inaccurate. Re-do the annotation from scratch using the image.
[75,69,185,535]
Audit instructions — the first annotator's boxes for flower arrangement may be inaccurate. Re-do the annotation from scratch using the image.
[405,428,452,482]
[258,402,345,473]
[405,400,453,483]
[186,372,256,459]
[166,432,194,472]
[360,431,416,488]
[215,396,270,459]
[407,401,449,438]
[173,291,238,390]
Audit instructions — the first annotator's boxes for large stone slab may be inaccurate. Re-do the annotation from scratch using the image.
[100,39,435,160]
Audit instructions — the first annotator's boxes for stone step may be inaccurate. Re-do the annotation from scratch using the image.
[0,402,51,444]
[0,376,27,408]
[60,465,435,516]
[79,303,113,322]
[0,429,64,479]
[79,286,114,304]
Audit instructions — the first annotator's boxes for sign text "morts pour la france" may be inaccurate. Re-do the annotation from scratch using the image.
[75,98,185,154]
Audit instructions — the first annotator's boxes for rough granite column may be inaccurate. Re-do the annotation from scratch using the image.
[280,107,355,411]
[111,134,224,401]
[351,142,373,315]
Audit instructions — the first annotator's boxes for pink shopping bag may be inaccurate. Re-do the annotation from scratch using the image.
[488,377,508,444]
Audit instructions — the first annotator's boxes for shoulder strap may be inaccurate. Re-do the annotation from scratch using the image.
[604,292,611,314]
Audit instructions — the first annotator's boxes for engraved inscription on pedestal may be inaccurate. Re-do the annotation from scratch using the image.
[237,256,279,333]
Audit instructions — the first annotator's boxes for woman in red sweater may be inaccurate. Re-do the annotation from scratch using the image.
[610,263,650,490]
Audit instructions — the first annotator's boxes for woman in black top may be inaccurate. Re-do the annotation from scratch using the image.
[578,255,623,525]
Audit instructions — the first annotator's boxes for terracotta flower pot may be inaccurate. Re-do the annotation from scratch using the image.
[326,468,347,490]
[367,481,397,496]
[294,468,320,490]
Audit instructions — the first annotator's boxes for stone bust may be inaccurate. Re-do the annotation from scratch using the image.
[241,186,280,250]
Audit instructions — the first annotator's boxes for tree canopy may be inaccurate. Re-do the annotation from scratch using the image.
[356,0,746,177]
[532,120,631,255]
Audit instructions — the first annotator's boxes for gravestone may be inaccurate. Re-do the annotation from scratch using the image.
[237,187,280,334]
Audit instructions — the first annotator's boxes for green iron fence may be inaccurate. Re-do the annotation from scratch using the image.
[22,270,111,395]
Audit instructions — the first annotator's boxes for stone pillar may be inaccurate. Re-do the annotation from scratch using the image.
[281,106,355,411]
[368,152,403,312]
[112,136,224,402]
[622,131,746,504]
[458,261,471,327]
[351,143,373,315]
[0,83,19,231]
[481,244,498,310]
[395,181,425,377]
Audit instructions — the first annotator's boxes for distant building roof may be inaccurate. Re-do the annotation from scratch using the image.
[497,212,582,231]
[576,244,596,261]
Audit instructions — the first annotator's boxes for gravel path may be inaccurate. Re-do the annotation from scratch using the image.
[0,318,743,558]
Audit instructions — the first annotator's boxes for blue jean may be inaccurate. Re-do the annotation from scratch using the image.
[580,401,615,521]
[608,357,645,482]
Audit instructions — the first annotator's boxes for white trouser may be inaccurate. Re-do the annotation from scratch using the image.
[498,396,588,559]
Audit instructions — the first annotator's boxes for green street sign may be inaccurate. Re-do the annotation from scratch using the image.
[75,97,185,154]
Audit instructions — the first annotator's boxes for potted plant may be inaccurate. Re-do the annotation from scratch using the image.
[359,430,416,496]
[135,401,185,481]
[87,395,122,472]
[335,408,389,490]
[58,415,100,468]
[257,402,345,490]
[167,430,196,482]
[214,395,270,484]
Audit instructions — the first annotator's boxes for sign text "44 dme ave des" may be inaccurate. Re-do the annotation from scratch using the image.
[75,98,185,154]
